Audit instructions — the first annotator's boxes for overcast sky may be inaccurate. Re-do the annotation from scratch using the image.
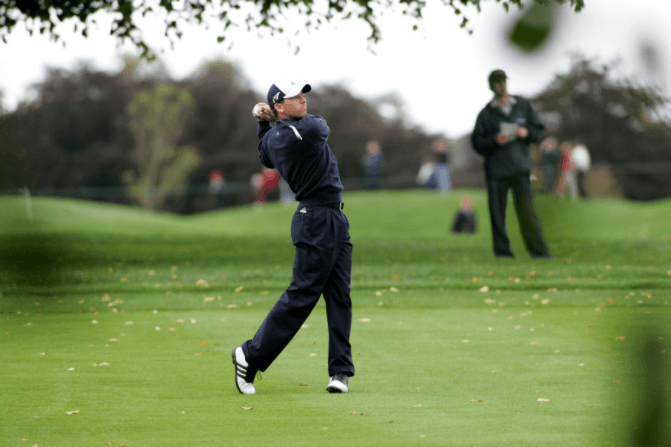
[1,0,669,137]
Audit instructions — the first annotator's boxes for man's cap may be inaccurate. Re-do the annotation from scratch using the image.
[267,82,311,110]
[488,69,508,86]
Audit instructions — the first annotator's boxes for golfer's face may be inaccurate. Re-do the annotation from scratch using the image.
[282,93,307,118]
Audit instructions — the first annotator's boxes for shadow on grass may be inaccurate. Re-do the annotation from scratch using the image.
[0,233,88,286]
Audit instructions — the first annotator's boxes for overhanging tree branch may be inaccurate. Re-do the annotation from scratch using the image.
[0,0,585,58]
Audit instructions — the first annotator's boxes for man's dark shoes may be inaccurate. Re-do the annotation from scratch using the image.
[326,373,349,393]
[232,347,257,394]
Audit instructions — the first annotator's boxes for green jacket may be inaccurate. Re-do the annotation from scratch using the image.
[471,96,544,178]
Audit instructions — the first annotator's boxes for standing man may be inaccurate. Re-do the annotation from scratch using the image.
[471,70,552,259]
[232,81,354,395]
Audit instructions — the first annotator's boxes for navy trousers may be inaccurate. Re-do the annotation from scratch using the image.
[242,205,354,377]
[486,173,550,258]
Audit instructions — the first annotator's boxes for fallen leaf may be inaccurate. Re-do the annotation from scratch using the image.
[616,336,626,341]
[479,286,490,292]
[309,353,316,357]
[299,383,308,386]
[242,407,253,410]
[462,340,469,343]
[92,320,98,324]
[227,304,237,309]
[234,286,244,293]
[321,427,328,430]
[301,324,309,328]
[195,279,209,287]
[67,368,75,371]
[110,338,120,342]
[194,352,203,356]
[350,410,357,415]
[358,318,371,323]
[414,404,422,407]
[537,398,550,402]
[390,287,399,292]
[200,341,206,347]
[65,410,80,415]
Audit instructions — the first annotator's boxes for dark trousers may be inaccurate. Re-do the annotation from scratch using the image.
[243,206,354,377]
[486,173,550,258]
[577,171,589,198]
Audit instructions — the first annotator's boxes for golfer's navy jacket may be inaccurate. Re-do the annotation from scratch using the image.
[257,115,343,206]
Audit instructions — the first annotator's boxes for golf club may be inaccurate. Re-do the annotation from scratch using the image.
[274,116,302,141]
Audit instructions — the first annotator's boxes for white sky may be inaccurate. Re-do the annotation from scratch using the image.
[1,0,669,137]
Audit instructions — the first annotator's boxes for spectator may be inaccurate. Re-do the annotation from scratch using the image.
[208,170,226,207]
[361,140,384,190]
[416,157,437,188]
[452,195,477,234]
[432,138,452,194]
[571,142,591,198]
[471,69,553,259]
[556,141,578,200]
[540,136,561,194]
[252,168,281,205]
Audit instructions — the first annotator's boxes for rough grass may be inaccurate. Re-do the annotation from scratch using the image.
[0,190,669,446]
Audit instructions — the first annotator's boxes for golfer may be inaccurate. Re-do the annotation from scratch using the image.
[471,70,553,259]
[232,82,355,394]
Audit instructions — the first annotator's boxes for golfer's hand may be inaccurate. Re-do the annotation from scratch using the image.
[253,103,276,122]
[516,127,529,139]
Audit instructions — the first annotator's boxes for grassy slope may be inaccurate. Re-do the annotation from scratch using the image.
[0,191,670,446]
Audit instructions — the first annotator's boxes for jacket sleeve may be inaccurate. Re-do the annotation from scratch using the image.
[471,109,498,157]
[522,100,545,144]
[257,121,275,169]
[298,115,329,148]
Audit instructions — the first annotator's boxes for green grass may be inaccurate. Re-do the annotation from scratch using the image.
[1,190,670,446]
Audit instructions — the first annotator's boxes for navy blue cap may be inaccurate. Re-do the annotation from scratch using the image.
[267,82,311,110]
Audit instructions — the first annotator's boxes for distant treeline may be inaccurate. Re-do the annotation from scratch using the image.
[1,55,670,214]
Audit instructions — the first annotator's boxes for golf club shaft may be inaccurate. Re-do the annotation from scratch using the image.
[275,117,302,140]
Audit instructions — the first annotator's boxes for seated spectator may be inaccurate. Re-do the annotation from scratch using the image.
[452,195,477,234]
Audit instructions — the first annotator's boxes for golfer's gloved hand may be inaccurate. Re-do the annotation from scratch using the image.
[253,103,275,122]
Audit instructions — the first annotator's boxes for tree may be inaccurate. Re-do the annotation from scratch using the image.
[125,82,200,211]
[1,64,139,193]
[0,0,584,58]
[531,55,671,200]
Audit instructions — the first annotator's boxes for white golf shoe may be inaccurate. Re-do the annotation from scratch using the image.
[232,347,257,395]
[326,373,349,393]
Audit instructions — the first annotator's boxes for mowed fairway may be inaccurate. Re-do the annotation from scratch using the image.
[1,190,670,446]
